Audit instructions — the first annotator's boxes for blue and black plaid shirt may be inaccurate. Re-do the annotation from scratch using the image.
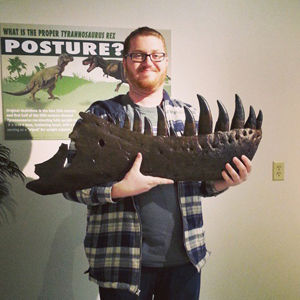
[63,90,223,295]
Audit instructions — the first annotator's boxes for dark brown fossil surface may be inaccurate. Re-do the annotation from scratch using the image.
[26,94,263,195]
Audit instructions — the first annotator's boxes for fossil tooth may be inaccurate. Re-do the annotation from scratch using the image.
[256,110,263,130]
[183,106,196,136]
[230,94,245,129]
[124,113,131,130]
[133,109,142,132]
[157,106,168,136]
[244,106,257,129]
[197,94,213,134]
[144,117,153,136]
[214,100,229,132]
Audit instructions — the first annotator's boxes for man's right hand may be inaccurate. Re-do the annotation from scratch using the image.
[111,152,174,199]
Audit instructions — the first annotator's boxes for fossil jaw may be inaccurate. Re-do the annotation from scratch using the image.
[26,94,263,195]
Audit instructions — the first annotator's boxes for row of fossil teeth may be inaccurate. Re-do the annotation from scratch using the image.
[197,94,263,134]
[109,94,263,137]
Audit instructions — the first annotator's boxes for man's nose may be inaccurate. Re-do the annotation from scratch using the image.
[142,55,153,65]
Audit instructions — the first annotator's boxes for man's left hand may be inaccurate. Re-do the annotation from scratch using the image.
[214,155,252,192]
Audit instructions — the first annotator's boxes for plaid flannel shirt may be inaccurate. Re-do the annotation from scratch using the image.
[63,91,222,295]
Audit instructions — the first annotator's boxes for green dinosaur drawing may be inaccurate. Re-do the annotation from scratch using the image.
[3,53,74,102]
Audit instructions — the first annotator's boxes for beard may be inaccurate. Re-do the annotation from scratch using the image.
[125,64,167,92]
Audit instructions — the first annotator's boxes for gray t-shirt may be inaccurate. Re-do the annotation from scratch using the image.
[122,94,190,267]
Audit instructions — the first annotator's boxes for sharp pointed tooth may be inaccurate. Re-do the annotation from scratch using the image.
[124,113,131,130]
[144,117,153,135]
[183,106,196,136]
[230,94,245,129]
[133,109,142,132]
[214,100,229,132]
[244,106,257,129]
[256,110,263,130]
[197,94,213,134]
[157,106,168,136]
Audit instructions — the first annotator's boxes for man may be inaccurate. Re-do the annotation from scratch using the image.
[64,27,252,300]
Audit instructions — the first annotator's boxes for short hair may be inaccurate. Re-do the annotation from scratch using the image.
[123,26,167,58]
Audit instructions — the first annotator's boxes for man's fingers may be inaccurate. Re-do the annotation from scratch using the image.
[132,153,173,185]
[132,152,143,171]
[152,177,174,185]
[222,169,233,183]
[222,156,252,186]
[162,178,174,185]
[224,163,239,181]
[233,156,251,181]
[241,155,252,173]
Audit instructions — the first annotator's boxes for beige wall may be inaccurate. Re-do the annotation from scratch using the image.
[0,1,299,299]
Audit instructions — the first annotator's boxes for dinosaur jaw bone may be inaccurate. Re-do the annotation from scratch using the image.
[26,94,263,195]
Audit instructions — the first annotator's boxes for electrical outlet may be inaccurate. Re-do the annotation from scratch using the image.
[273,162,284,181]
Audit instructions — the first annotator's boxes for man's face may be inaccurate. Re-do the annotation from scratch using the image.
[123,35,168,93]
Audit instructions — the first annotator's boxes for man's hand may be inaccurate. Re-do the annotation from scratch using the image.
[111,152,174,199]
[214,155,252,192]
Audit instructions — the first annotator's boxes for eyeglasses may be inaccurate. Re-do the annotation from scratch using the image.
[125,52,166,62]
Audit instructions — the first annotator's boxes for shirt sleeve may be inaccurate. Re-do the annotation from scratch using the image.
[63,182,118,205]
[200,181,228,197]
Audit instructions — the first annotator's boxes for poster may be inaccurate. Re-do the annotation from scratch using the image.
[0,23,171,140]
